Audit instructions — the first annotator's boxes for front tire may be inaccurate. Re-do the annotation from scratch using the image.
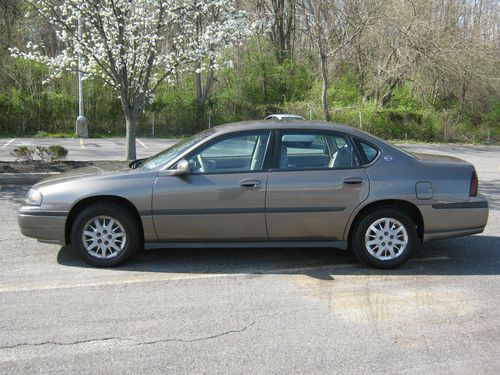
[351,207,417,269]
[70,203,140,267]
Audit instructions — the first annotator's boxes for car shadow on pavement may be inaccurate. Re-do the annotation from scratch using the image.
[0,184,30,204]
[56,235,500,280]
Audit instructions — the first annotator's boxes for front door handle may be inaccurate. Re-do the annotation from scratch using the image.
[240,179,261,189]
[343,177,363,185]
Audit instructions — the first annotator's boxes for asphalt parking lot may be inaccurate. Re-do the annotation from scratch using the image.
[0,137,176,161]
[0,143,499,374]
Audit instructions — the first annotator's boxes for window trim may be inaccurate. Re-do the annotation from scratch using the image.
[271,129,362,172]
[174,130,273,176]
[350,136,381,167]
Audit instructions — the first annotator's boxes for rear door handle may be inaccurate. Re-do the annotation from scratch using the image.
[240,179,262,189]
[343,177,363,185]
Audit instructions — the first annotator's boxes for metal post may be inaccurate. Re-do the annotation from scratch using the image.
[76,14,88,137]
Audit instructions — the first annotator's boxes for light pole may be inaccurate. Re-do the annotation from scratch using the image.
[75,14,88,137]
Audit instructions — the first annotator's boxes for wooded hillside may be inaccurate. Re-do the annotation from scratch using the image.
[1,0,499,142]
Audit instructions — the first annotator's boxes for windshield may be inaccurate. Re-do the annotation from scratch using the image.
[140,129,215,170]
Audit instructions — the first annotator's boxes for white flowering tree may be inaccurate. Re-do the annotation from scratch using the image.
[12,0,252,160]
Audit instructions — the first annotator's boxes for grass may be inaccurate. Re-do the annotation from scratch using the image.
[34,131,77,138]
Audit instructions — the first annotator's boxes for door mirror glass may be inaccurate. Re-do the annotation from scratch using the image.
[173,159,191,175]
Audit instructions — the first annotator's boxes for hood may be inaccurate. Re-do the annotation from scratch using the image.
[34,161,132,188]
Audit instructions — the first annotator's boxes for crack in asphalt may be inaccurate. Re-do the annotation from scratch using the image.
[137,321,255,346]
[0,321,256,350]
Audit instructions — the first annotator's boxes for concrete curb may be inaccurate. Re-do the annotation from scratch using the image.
[0,172,59,185]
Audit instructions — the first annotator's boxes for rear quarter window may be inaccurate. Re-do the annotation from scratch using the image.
[353,139,379,165]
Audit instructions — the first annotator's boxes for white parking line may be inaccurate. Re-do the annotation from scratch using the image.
[80,139,85,149]
[136,139,149,149]
[1,138,16,149]
[0,273,247,293]
[0,256,450,293]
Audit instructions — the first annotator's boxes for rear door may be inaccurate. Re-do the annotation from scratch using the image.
[265,130,369,240]
[152,131,272,241]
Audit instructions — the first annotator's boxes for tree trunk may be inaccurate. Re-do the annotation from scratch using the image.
[270,0,293,63]
[195,102,205,131]
[319,52,330,121]
[355,44,366,100]
[195,68,214,130]
[380,79,399,108]
[459,71,468,112]
[125,109,137,160]
[195,69,204,130]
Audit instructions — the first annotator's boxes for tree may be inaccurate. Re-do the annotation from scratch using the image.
[298,0,378,121]
[0,1,23,55]
[12,0,252,159]
[253,0,297,63]
[192,2,254,130]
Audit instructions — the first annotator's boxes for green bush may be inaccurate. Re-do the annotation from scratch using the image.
[46,145,68,161]
[10,145,68,162]
[11,146,35,162]
[35,131,77,138]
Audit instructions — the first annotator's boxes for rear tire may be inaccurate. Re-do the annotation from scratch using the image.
[70,203,140,267]
[351,207,417,269]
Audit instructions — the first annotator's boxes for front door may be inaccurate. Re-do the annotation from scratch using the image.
[152,131,271,241]
[265,130,369,240]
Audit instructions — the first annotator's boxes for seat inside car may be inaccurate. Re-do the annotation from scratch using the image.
[329,145,352,168]
[279,145,288,169]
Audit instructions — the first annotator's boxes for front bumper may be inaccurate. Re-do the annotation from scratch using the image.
[420,196,489,242]
[18,208,67,246]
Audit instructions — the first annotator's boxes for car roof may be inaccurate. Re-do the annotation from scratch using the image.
[211,120,364,137]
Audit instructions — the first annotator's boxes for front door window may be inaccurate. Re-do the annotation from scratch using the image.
[186,132,270,174]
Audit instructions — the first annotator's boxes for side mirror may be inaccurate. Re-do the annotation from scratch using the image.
[173,159,191,175]
[158,159,191,177]
[129,158,145,169]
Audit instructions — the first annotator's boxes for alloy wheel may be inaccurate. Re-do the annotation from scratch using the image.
[364,217,408,261]
[81,215,127,259]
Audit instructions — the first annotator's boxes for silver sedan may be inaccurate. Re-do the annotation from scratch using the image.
[18,121,489,268]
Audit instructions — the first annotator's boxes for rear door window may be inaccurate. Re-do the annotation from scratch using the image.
[277,131,357,170]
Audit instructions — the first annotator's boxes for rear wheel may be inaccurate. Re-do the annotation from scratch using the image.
[351,207,417,269]
[70,203,140,267]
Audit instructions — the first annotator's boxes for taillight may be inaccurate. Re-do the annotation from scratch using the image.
[469,171,478,197]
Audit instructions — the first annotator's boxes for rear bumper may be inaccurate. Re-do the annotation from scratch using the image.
[18,208,67,246]
[420,197,489,242]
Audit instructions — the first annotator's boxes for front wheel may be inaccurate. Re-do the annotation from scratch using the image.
[70,203,140,267]
[351,208,417,269]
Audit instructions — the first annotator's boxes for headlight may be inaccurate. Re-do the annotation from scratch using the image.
[25,188,43,206]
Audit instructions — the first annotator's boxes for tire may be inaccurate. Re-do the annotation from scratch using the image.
[70,203,140,267]
[351,207,417,269]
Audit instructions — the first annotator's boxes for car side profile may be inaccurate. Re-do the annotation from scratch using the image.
[18,121,489,268]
